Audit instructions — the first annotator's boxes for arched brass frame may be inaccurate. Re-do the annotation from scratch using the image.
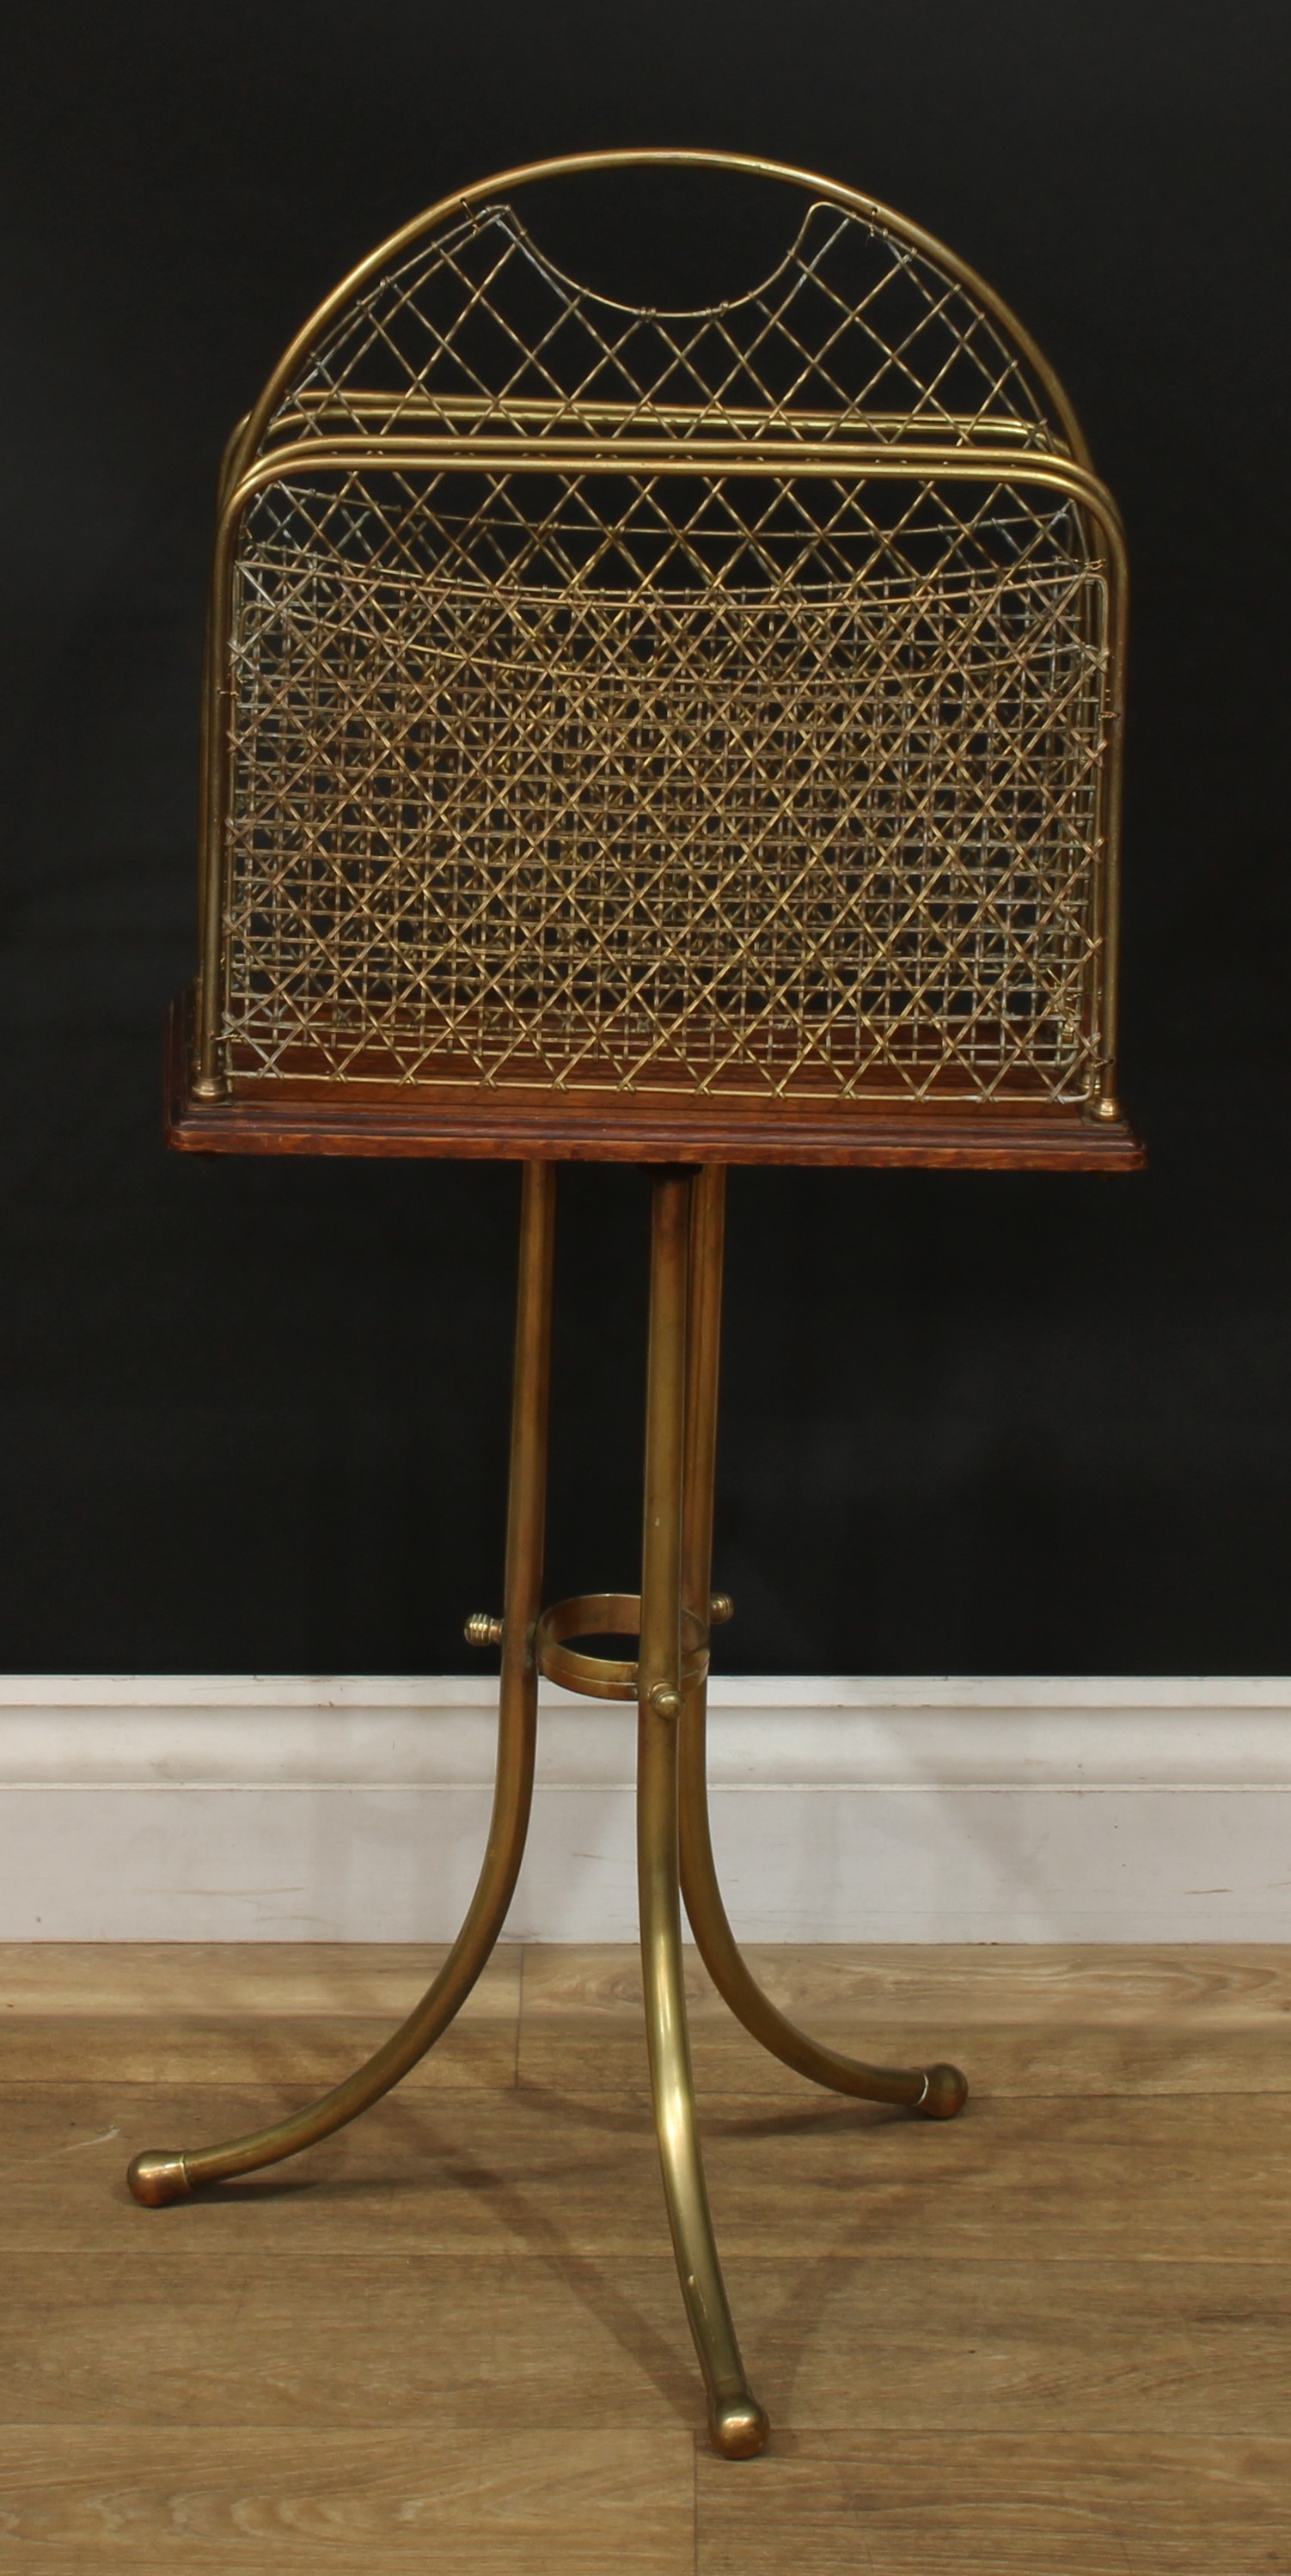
[128,1160,968,2457]
[234,150,1094,480]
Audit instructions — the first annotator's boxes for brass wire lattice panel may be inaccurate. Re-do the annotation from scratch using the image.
[193,153,1129,1146]
[260,190,1063,452]
[225,476,1107,1099]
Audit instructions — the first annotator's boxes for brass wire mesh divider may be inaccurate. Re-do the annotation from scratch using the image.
[226,523,1107,1105]
[138,154,1142,2457]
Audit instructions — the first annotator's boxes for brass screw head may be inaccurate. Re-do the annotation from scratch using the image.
[648,1682,683,1719]
[708,1592,735,1625]
[463,1612,505,1648]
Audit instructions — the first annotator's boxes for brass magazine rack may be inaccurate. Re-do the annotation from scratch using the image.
[130,150,1141,2457]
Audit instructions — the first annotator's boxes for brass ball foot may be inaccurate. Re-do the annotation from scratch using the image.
[920,2063,969,2121]
[127,2150,193,2207]
[709,2395,770,2459]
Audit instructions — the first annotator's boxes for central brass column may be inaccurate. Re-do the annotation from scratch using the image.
[636,1168,768,2459]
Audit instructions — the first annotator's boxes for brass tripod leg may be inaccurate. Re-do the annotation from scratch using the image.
[127,1159,558,2207]
[638,1169,768,2460]
[677,1168,968,2123]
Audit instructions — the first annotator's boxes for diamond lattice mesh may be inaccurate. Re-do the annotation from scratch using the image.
[263,198,1062,451]
[218,190,1109,1105]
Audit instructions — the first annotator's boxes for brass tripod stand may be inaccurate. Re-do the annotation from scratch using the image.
[128,1160,966,2457]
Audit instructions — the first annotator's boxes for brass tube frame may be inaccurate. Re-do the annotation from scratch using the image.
[678,1169,968,2121]
[126,1159,556,2207]
[127,1156,969,2459]
[637,1169,768,2459]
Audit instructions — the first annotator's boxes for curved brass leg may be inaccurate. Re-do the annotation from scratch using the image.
[128,1161,558,2207]
[638,1170,768,2460]
[676,1168,967,2125]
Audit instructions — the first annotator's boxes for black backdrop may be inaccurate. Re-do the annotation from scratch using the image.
[2,0,1287,1676]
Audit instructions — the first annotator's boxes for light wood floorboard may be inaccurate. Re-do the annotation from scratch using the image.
[1,1941,1288,2573]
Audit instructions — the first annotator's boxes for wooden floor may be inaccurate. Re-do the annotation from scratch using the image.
[2,1942,1289,2573]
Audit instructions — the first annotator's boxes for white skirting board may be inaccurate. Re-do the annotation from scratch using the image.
[1,1675,1289,1943]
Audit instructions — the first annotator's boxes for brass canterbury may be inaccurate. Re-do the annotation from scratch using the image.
[133,154,1139,2459]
